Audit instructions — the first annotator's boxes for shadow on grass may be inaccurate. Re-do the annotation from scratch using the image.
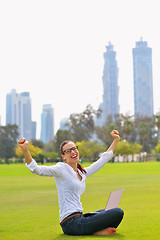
[52,233,125,239]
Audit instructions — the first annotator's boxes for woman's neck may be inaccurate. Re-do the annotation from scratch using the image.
[67,162,78,172]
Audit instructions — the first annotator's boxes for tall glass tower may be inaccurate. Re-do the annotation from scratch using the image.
[97,42,119,126]
[40,104,54,143]
[132,39,154,117]
[6,89,33,140]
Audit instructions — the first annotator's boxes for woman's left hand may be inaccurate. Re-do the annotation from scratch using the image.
[110,130,120,140]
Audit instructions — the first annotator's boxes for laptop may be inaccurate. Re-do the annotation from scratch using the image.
[105,188,124,211]
[83,188,124,216]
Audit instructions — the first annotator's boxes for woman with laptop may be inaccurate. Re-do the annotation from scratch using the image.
[18,130,124,236]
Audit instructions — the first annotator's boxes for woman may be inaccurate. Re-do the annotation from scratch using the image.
[18,130,124,236]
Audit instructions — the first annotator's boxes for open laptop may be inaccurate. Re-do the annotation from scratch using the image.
[83,189,124,216]
[105,188,124,211]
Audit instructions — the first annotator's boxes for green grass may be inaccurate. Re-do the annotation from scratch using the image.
[0,162,160,240]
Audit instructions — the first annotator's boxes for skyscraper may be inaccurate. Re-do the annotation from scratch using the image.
[97,42,119,126]
[60,117,69,130]
[6,89,33,140]
[31,121,37,140]
[40,104,54,143]
[132,39,154,117]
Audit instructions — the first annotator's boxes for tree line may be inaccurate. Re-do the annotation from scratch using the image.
[1,104,160,163]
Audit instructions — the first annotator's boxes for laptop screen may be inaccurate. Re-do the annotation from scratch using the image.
[105,189,124,211]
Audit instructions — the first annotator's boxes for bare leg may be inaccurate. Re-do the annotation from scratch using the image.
[93,227,116,236]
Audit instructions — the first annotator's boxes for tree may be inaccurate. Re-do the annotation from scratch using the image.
[122,119,135,141]
[129,142,142,161]
[154,113,160,139]
[115,141,131,156]
[115,140,142,162]
[130,142,142,155]
[43,152,58,161]
[134,115,157,153]
[54,129,74,154]
[138,121,149,151]
[15,141,42,159]
[68,104,101,142]
[76,141,106,161]
[95,121,118,146]
[155,139,160,154]
[31,139,44,149]
[0,124,19,163]
[44,140,55,152]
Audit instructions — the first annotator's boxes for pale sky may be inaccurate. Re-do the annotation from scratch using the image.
[0,0,160,138]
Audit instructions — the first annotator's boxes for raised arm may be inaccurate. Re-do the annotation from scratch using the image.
[18,138,32,165]
[18,138,62,177]
[85,130,120,177]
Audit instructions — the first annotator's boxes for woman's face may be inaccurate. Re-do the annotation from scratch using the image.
[61,141,79,165]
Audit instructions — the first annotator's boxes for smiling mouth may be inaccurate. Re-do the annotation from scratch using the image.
[71,154,78,159]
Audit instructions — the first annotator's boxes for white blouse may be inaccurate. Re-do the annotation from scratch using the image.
[26,150,113,222]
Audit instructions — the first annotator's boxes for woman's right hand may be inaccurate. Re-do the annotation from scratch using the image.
[18,138,32,164]
[18,138,29,151]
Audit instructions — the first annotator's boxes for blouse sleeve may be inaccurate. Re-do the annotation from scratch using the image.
[25,159,62,177]
[84,150,114,177]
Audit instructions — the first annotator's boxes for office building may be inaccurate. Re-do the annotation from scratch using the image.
[40,104,54,143]
[132,39,154,117]
[31,121,37,140]
[97,42,119,126]
[60,117,69,130]
[6,89,33,140]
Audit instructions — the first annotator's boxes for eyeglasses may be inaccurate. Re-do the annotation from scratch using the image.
[63,146,78,154]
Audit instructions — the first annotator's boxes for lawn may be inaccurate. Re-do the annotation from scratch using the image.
[0,161,160,240]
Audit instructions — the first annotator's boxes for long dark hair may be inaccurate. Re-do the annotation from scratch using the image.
[60,140,86,174]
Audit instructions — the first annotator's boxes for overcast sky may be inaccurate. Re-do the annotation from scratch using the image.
[0,0,160,138]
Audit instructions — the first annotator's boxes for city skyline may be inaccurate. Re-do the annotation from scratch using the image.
[1,38,159,139]
[1,0,160,139]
